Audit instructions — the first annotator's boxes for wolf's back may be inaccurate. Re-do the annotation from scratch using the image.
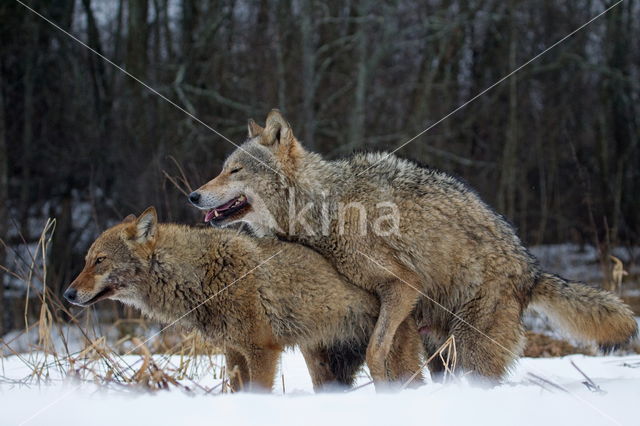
[530,273,637,350]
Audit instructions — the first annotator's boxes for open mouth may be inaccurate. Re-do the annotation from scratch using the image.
[204,195,249,223]
[78,286,116,307]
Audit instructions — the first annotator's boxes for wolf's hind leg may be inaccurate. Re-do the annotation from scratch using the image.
[451,293,524,384]
[387,317,424,388]
[421,333,447,383]
[366,278,420,390]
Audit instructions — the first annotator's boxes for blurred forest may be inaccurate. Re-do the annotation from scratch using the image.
[0,0,639,334]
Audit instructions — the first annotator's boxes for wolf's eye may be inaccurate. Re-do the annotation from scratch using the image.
[229,167,243,174]
[95,256,106,265]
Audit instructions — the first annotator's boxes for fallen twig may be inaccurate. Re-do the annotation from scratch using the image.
[527,372,570,393]
[570,360,606,394]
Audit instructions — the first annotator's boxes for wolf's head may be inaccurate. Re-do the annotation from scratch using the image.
[64,207,158,308]
[189,110,308,233]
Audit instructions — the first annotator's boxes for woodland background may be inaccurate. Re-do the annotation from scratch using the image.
[0,0,638,335]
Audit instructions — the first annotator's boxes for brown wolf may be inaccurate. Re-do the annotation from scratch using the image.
[189,110,638,387]
[64,207,423,392]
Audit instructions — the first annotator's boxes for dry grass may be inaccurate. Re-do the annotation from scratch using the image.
[402,334,458,388]
[523,332,594,358]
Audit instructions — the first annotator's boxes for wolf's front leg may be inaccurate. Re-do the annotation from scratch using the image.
[245,346,283,392]
[387,317,424,388]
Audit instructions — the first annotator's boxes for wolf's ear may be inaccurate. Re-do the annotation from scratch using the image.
[131,207,158,245]
[261,109,294,148]
[247,119,264,138]
[122,214,136,224]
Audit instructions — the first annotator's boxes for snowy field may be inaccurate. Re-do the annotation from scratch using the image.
[2,243,638,425]
[2,350,640,426]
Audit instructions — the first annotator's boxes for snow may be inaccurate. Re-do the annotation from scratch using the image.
[2,350,639,426]
[2,242,638,425]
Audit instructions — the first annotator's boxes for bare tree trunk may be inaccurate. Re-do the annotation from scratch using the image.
[82,0,111,125]
[498,4,518,221]
[534,131,549,245]
[49,192,73,298]
[0,64,8,336]
[19,17,37,240]
[300,0,316,149]
[348,0,371,146]
[126,0,150,150]
[273,0,289,113]
[126,0,149,80]
[160,0,174,61]
[599,2,636,290]
[112,0,125,86]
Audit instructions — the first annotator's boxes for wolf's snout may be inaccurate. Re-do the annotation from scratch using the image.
[64,287,77,303]
[189,191,201,205]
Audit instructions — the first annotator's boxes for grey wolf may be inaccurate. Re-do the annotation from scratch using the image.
[64,207,423,391]
[189,109,638,387]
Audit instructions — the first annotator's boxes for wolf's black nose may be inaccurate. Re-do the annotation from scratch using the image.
[189,191,201,204]
[64,288,77,303]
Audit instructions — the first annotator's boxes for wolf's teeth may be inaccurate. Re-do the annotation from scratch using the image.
[214,210,220,217]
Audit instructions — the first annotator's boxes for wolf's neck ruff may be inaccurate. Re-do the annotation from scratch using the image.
[127,225,251,325]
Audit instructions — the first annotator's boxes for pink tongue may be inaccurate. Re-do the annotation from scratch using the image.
[204,210,217,222]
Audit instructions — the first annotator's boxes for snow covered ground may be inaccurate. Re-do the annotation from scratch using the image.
[2,350,639,426]
[2,241,638,425]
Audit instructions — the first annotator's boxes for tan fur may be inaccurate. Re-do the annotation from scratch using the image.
[191,110,638,387]
[65,207,423,392]
[531,273,637,349]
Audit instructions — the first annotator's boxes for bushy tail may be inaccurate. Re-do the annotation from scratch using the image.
[530,273,638,350]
